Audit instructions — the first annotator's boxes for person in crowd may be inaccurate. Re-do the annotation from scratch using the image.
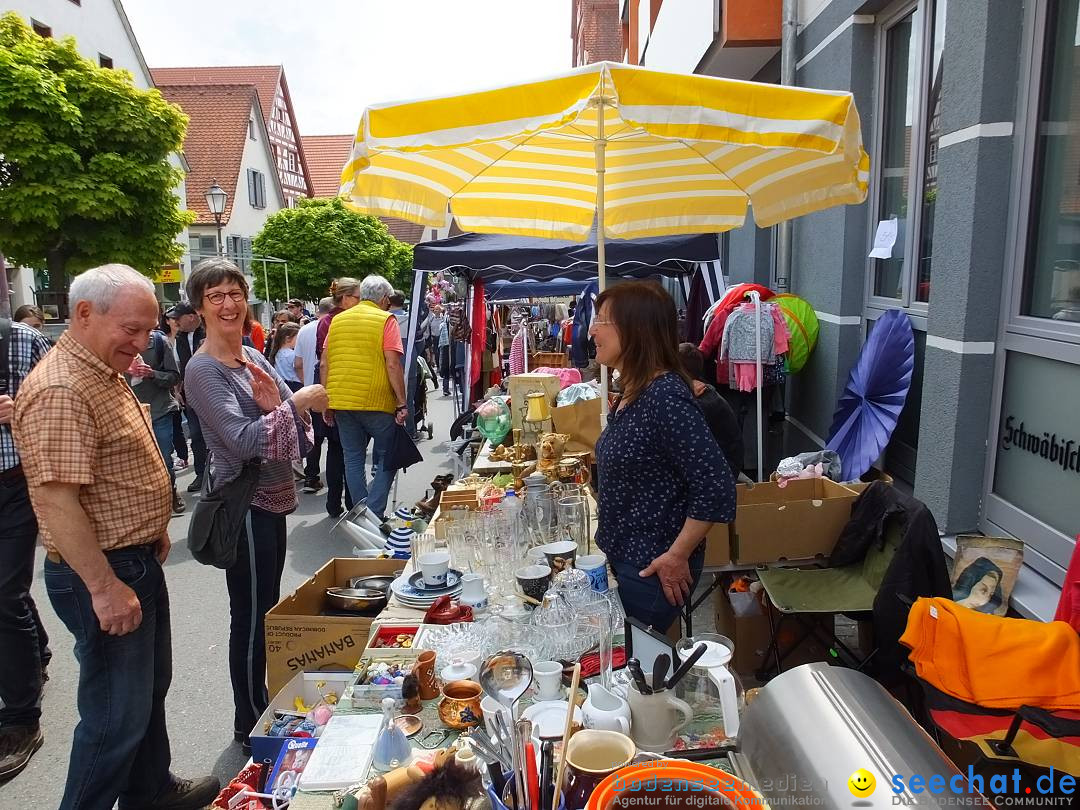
[422,304,441,374]
[162,314,190,472]
[13,305,45,332]
[295,297,333,494]
[315,279,361,518]
[13,263,219,809]
[264,309,294,359]
[126,319,185,516]
[322,275,408,519]
[589,281,736,632]
[0,312,53,781]
[269,322,302,392]
[678,343,744,479]
[388,290,409,335]
[169,302,208,492]
[183,259,327,752]
[286,298,307,322]
[437,306,452,396]
[245,318,266,353]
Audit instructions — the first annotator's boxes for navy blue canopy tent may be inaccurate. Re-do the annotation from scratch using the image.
[485,278,592,302]
[411,229,723,283]
[403,229,727,414]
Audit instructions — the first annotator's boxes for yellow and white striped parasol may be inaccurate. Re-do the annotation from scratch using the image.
[339,60,869,288]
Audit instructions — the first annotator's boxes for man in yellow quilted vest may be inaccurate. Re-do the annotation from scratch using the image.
[322,275,408,518]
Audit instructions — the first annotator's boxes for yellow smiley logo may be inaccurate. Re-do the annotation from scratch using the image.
[848,769,876,797]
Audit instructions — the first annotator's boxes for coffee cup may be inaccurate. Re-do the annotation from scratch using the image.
[626,679,694,752]
[563,729,636,810]
[541,540,577,573]
[575,554,608,592]
[515,564,552,603]
[418,551,450,586]
[533,660,563,701]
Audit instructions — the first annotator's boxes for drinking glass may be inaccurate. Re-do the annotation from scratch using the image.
[557,496,590,557]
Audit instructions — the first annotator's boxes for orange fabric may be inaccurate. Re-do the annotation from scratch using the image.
[900,597,1080,711]
[382,317,403,353]
[248,320,265,352]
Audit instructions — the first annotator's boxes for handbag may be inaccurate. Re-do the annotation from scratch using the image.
[186,457,262,569]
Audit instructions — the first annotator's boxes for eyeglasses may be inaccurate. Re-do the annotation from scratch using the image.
[591,319,615,327]
[203,290,247,305]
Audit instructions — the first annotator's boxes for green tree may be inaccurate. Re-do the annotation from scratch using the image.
[252,197,414,302]
[0,13,193,286]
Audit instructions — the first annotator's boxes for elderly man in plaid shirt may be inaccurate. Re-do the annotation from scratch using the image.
[13,264,218,809]
[0,311,52,781]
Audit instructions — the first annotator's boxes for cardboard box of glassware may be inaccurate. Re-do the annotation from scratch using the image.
[264,558,404,698]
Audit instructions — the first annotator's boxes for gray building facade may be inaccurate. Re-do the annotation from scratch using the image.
[635,0,1079,619]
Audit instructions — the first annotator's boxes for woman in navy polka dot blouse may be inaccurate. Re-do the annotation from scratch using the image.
[591,282,736,632]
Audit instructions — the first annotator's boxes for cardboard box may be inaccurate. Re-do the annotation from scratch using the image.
[842,469,894,495]
[265,558,404,697]
[704,522,732,567]
[249,670,354,765]
[730,478,858,565]
[712,587,831,678]
[507,373,561,430]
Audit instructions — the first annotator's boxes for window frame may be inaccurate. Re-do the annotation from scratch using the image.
[980,0,1080,587]
[864,0,939,317]
[98,54,113,69]
[30,19,52,38]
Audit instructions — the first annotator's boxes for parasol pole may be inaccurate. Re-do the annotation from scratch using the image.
[592,91,610,418]
[749,290,764,482]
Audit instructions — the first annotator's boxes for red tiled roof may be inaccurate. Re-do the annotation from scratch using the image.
[300,134,424,246]
[156,84,257,225]
[151,65,281,126]
[300,134,352,198]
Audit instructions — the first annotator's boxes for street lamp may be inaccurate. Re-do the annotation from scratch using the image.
[204,180,227,257]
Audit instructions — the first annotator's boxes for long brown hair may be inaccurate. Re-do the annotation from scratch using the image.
[268,321,300,363]
[594,281,692,405]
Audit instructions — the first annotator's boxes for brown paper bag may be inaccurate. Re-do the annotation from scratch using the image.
[551,397,602,453]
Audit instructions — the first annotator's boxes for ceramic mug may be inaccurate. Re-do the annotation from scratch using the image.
[563,729,636,810]
[533,660,563,701]
[438,680,484,729]
[575,554,608,593]
[541,540,577,573]
[626,681,694,752]
[515,564,552,604]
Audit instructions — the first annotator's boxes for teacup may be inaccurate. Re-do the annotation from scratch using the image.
[563,729,636,810]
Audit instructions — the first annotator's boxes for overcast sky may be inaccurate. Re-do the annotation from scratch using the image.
[123,0,573,136]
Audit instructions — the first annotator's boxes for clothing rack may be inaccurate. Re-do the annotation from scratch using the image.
[747,289,765,483]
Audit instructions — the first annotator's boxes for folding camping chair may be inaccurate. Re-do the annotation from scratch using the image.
[912,670,1080,784]
[755,517,904,679]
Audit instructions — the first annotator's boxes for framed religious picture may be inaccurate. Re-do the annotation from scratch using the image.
[951,535,1024,616]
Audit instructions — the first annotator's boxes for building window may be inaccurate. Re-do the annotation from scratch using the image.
[247,169,266,209]
[99,54,113,69]
[31,19,52,38]
[870,0,946,306]
[1021,0,1080,322]
[249,118,256,140]
[68,0,81,5]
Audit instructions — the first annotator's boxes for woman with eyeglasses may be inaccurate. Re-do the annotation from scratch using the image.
[589,281,736,633]
[182,259,328,750]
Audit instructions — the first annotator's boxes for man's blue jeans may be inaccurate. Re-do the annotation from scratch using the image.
[337,410,397,518]
[151,412,176,488]
[45,545,173,810]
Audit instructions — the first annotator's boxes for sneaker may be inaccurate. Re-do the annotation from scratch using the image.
[327,506,344,519]
[186,476,203,494]
[172,458,188,472]
[302,478,324,494]
[0,724,43,781]
[140,775,221,810]
[171,491,186,517]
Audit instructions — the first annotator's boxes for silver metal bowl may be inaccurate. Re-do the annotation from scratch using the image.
[325,586,388,613]
[347,574,398,593]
